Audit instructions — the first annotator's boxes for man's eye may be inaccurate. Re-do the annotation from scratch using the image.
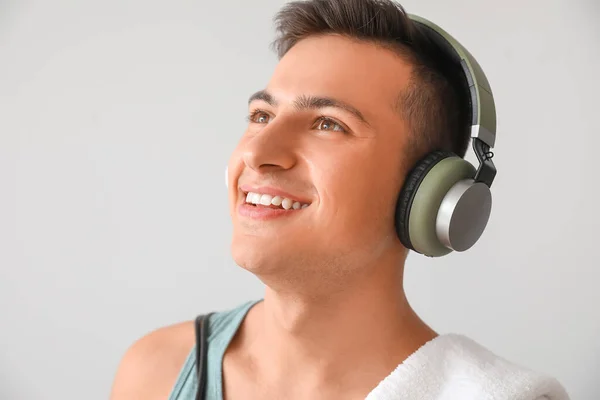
[247,110,271,124]
[315,117,346,133]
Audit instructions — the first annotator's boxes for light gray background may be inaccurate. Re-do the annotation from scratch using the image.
[1,0,598,399]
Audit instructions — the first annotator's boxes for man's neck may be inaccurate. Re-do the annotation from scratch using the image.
[225,251,438,399]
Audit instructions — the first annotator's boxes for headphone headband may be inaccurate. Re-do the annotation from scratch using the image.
[408,14,497,149]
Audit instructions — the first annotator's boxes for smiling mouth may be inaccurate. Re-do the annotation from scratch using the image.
[243,191,310,210]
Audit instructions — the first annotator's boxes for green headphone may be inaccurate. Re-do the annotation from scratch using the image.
[395,14,497,257]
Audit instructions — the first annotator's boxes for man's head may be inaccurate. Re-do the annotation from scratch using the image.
[227,0,471,291]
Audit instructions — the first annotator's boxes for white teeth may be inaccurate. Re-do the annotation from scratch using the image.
[271,196,283,206]
[281,198,293,210]
[244,191,310,210]
[259,194,273,205]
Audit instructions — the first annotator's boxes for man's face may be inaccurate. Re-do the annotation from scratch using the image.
[228,34,413,284]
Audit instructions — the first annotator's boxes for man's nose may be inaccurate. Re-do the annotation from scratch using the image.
[242,122,297,173]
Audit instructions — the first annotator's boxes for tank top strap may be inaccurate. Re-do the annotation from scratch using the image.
[168,300,260,400]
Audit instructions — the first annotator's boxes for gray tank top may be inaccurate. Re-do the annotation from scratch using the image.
[168,300,259,400]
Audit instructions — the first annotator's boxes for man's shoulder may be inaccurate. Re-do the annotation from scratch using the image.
[109,320,195,400]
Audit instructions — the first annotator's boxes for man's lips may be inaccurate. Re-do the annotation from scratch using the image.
[238,202,307,220]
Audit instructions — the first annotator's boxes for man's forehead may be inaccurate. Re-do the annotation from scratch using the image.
[267,34,412,109]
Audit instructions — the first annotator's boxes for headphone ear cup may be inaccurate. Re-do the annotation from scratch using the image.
[396,151,477,257]
[436,178,492,252]
[396,151,454,252]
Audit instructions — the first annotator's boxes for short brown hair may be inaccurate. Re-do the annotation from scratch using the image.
[271,0,471,165]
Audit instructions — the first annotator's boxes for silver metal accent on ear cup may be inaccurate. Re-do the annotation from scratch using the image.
[436,180,492,252]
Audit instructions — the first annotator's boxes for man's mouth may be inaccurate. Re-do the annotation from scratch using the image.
[244,191,310,210]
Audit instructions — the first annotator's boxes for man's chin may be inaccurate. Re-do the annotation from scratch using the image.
[231,245,283,275]
[231,239,307,277]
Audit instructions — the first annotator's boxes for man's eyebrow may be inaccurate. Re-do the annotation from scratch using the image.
[248,90,370,126]
[248,90,278,106]
[293,95,369,126]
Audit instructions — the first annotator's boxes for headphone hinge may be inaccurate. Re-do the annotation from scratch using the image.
[472,138,497,188]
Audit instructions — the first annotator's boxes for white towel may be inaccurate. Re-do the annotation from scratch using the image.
[365,333,570,400]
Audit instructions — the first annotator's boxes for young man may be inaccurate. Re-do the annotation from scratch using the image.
[111,0,570,399]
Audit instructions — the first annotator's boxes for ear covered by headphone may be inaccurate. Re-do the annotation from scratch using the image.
[395,15,498,257]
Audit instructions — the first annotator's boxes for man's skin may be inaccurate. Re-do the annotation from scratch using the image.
[110,33,439,400]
